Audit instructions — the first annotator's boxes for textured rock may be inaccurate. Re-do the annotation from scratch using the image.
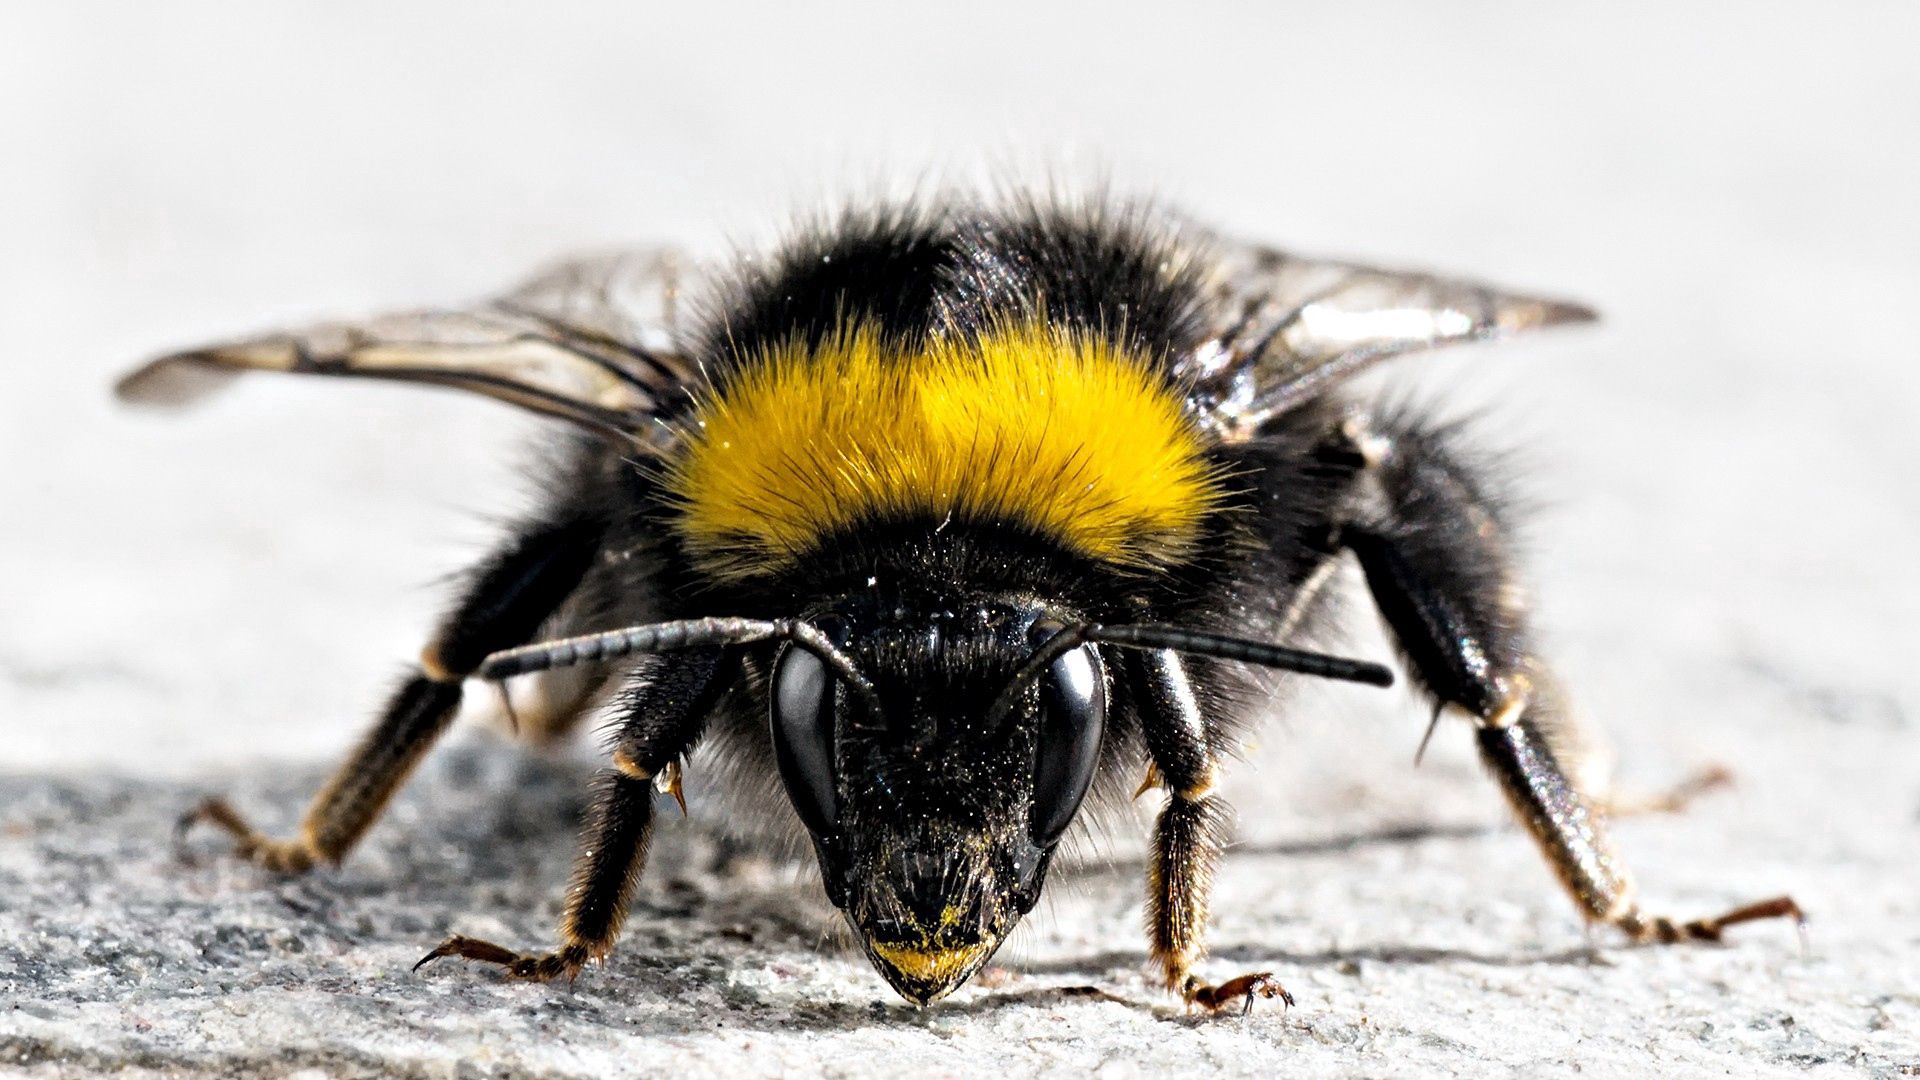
[4,712,1916,1078]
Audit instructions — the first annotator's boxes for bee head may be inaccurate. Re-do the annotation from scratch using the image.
[768,595,1105,1005]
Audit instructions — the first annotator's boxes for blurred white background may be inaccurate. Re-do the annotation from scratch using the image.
[2,1,1915,773]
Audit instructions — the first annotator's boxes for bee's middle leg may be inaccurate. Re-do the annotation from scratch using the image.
[1340,413,1801,946]
[178,515,607,873]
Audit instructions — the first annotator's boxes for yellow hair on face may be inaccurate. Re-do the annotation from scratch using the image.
[867,940,991,988]
[667,321,1220,579]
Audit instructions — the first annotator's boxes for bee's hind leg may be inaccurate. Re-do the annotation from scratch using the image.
[416,646,736,981]
[177,514,607,873]
[1596,763,1736,819]
[1338,412,1802,946]
[1129,649,1293,1015]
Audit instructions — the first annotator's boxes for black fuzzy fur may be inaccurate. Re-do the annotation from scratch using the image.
[605,195,1374,1001]
[696,195,1205,378]
[640,196,1369,843]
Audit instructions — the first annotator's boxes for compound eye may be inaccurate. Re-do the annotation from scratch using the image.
[1030,642,1106,847]
[770,643,839,835]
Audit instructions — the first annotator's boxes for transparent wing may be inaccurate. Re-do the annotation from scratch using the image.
[1177,237,1597,439]
[115,247,702,452]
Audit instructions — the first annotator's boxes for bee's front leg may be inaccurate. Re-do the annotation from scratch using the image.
[1128,648,1293,1015]
[416,768,652,981]
[416,646,736,982]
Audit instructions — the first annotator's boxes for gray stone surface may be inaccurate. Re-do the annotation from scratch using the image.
[5,2,1919,1077]
[4,689,1917,1077]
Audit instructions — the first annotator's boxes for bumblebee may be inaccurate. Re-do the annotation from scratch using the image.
[122,192,1800,1011]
